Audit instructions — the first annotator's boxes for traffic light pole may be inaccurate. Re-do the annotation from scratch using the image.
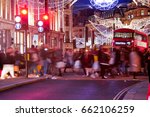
[25,30,28,78]
[45,0,48,44]
[45,32,47,44]
[15,5,28,78]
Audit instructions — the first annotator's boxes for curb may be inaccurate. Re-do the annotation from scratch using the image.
[0,78,46,92]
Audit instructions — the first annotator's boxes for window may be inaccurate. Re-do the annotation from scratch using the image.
[65,15,69,26]
[65,4,69,9]
[128,15,131,19]
[134,33,146,41]
[134,33,142,41]
[141,10,144,15]
[131,14,134,18]
[148,10,150,15]
[65,31,69,42]
[114,32,133,38]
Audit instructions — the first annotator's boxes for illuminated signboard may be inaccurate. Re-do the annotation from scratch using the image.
[75,38,85,48]
[137,41,147,48]
[114,33,133,38]
[114,41,131,46]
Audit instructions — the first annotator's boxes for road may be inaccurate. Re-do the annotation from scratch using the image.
[0,79,140,100]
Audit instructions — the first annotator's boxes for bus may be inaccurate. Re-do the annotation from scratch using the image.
[113,28,148,51]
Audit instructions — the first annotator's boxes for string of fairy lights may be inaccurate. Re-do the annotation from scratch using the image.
[17,0,76,11]
[16,0,150,42]
[89,13,150,43]
[87,0,150,44]
[133,0,150,6]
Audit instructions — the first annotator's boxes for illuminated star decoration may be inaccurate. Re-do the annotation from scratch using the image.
[89,0,119,10]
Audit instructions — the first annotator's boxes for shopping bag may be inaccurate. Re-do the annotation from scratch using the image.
[92,61,100,71]
[109,57,115,65]
[74,60,81,69]
[56,61,66,68]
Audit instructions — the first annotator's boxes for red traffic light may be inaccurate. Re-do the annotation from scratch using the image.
[37,14,50,32]
[42,14,49,20]
[21,8,28,15]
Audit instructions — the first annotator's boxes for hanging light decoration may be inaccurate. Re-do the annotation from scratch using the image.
[89,0,119,10]
[18,0,78,10]
[133,0,150,6]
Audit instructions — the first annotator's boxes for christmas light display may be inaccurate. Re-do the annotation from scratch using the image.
[17,0,77,10]
[88,13,150,45]
[133,0,150,6]
[89,0,119,10]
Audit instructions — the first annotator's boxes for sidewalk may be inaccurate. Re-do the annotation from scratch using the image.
[0,77,45,92]
[0,75,149,100]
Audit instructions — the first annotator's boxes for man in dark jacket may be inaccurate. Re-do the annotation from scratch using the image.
[0,50,5,70]
[98,49,110,79]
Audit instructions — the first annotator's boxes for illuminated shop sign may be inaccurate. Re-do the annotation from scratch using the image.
[114,41,131,46]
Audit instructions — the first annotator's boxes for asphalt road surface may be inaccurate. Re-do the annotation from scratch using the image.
[0,79,140,100]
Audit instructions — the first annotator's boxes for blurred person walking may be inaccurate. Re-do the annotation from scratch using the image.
[63,49,74,73]
[28,45,40,77]
[144,47,150,82]
[78,49,86,75]
[39,46,50,76]
[98,48,110,79]
[119,47,130,76]
[92,46,100,78]
[129,47,141,79]
[1,47,15,79]
[0,50,5,72]
[82,50,94,77]
[14,50,25,76]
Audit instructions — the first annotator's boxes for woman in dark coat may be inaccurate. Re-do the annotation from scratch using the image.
[81,50,94,76]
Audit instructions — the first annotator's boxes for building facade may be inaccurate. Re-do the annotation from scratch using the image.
[72,9,94,49]
[63,4,73,50]
[0,0,15,51]
[0,0,66,53]
[120,3,150,25]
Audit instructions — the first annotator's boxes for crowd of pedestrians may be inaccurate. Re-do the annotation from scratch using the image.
[62,46,150,79]
[0,45,150,80]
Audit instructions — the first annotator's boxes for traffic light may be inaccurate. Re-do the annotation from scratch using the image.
[20,7,28,30]
[42,14,50,32]
[37,20,44,33]
[15,6,28,30]
[15,15,22,30]
[37,14,50,33]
